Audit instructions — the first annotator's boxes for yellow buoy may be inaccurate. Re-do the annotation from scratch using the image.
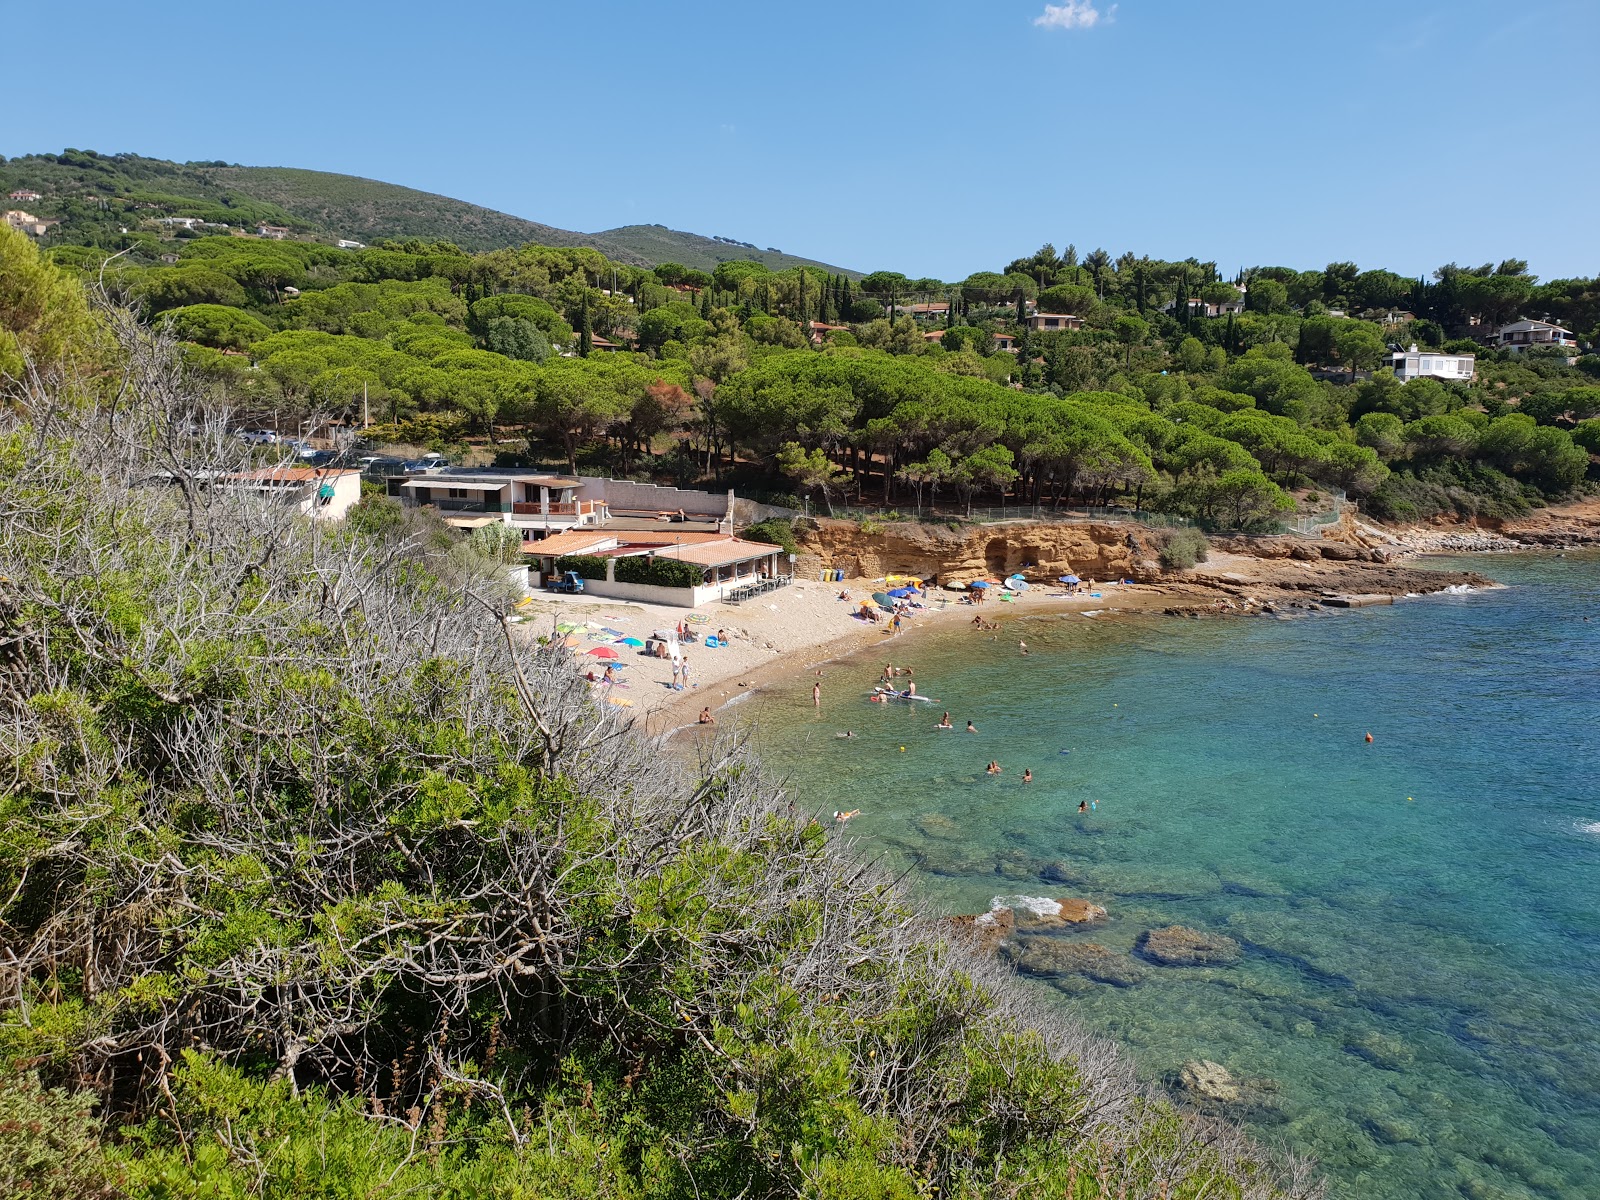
[899,746,906,752]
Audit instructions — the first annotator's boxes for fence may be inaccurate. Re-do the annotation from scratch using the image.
[822,502,1196,531]
[1274,488,1347,536]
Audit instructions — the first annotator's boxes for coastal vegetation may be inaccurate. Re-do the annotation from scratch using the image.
[0,236,1319,1197]
[8,152,1596,532]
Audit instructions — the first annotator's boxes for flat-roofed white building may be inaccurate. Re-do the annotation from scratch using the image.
[1391,343,1475,384]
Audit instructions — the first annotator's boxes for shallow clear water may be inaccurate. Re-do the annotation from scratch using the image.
[745,553,1600,1200]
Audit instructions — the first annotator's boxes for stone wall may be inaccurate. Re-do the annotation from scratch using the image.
[578,477,732,523]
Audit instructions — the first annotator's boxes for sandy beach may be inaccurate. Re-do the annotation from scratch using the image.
[512,546,1489,738]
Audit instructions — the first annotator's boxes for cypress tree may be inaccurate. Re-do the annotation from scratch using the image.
[1015,291,1026,324]
[798,270,809,327]
[700,286,712,319]
[578,297,592,358]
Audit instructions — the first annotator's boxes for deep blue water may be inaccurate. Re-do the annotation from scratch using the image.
[745,552,1600,1200]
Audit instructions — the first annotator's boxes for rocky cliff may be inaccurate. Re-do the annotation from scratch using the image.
[796,518,1165,583]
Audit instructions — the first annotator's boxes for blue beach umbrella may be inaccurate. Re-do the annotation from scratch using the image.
[1059,574,1081,584]
[968,580,990,589]
[887,587,914,598]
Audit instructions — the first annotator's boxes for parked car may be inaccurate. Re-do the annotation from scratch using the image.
[402,451,450,473]
[236,428,278,444]
[544,570,585,594]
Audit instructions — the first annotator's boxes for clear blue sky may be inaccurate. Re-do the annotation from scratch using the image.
[6,0,1597,283]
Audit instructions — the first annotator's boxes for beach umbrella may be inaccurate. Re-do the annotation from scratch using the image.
[872,591,895,608]
[587,646,619,659]
[555,622,586,634]
[1008,579,1031,591]
[618,636,645,647]
[562,635,581,648]
[1059,574,1080,584]
[887,587,914,598]
[968,580,990,589]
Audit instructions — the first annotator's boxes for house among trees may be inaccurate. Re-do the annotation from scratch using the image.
[1390,343,1475,384]
[992,331,1020,352]
[4,210,49,236]
[1488,318,1578,352]
[808,321,850,346]
[896,302,950,322]
[217,467,362,520]
[7,188,42,201]
[256,224,292,239]
[384,469,608,537]
[336,238,366,250]
[1025,312,1084,332]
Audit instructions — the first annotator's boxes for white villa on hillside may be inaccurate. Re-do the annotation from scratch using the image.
[1390,344,1475,384]
[385,470,608,538]
[1488,319,1578,352]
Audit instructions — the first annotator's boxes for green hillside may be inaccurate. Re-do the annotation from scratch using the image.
[595,223,861,277]
[0,149,858,271]
[199,165,647,260]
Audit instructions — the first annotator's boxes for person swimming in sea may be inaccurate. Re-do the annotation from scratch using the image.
[1022,769,1033,783]
[986,761,1002,775]
[966,720,977,733]
[835,730,856,738]
[833,808,861,824]
[1078,799,1088,813]
[937,712,953,729]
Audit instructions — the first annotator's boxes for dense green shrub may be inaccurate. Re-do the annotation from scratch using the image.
[555,552,608,579]
[741,516,798,555]
[0,1073,114,1200]
[612,552,703,588]
[1158,526,1211,570]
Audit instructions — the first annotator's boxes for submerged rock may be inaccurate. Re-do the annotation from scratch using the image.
[915,813,962,840]
[1007,938,1144,986]
[1136,925,1242,966]
[1177,1060,1241,1104]
[1346,1029,1415,1071]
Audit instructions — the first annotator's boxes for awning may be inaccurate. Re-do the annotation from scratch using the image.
[443,516,499,529]
[399,479,505,491]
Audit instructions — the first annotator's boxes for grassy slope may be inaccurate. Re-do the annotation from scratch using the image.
[200,165,647,261]
[594,223,861,277]
[0,151,859,271]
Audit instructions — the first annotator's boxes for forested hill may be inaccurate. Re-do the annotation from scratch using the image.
[0,149,858,271]
[595,223,863,277]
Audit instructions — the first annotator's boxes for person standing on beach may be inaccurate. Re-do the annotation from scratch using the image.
[813,681,821,707]
[682,657,692,689]
[891,613,903,636]
[671,659,681,690]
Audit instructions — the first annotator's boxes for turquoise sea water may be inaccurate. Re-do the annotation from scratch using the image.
[742,552,1600,1200]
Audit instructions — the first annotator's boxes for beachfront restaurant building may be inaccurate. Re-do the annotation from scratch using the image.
[385,469,608,538]
[526,530,786,608]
